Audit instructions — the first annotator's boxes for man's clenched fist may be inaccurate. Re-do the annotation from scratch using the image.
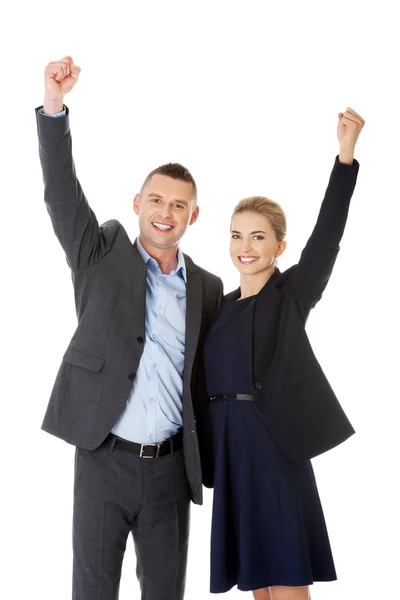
[43,56,81,114]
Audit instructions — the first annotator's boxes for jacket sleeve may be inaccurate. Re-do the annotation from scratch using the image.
[291,156,359,314]
[36,105,109,272]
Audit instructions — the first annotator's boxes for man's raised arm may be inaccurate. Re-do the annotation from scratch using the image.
[36,56,108,271]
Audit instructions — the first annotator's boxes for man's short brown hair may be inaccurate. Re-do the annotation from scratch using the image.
[141,163,197,204]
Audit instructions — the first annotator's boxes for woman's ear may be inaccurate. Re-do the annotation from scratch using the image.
[276,240,287,258]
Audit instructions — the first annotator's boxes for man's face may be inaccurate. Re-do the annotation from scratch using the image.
[134,174,199,250]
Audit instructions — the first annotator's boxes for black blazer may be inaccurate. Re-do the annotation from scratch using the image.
[224,157,359,463]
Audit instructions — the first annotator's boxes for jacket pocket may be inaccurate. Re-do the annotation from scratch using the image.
[283,364,316,386]
[63,347,105,373]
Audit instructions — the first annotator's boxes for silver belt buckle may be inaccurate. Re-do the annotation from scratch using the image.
[140,442,161,458]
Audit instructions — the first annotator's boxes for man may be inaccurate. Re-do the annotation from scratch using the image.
[36,55,223,600]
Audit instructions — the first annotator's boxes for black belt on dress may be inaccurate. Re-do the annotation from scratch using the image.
[209,394,256,402]
[108,427,183,459]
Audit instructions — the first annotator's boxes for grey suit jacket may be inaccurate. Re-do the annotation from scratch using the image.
[35,105,223,505]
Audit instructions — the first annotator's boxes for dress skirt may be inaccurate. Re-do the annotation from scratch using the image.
[209,398,337,593]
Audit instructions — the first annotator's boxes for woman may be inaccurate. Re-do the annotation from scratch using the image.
[203,108,365,600]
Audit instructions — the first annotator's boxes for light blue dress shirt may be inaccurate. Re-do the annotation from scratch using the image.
[112,239,187,443]
[40,102,188,444]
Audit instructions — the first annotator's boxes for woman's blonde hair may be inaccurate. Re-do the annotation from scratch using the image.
[231,196,287,242]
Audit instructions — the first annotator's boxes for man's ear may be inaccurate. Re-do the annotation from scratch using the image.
[189,205,200,225]
[133,193,140,215]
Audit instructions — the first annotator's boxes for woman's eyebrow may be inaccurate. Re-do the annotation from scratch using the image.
[231,230,266,234]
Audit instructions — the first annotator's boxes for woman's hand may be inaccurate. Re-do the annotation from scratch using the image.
[337,107,365,164]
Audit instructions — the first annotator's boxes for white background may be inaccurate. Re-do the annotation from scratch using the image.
[1,1,399,599]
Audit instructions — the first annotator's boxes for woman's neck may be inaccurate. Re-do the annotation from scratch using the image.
[238,265,277,300]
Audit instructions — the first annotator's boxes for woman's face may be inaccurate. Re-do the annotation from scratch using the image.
[230,211,286,276]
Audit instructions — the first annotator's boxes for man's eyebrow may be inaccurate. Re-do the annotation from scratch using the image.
[148,193,188,205]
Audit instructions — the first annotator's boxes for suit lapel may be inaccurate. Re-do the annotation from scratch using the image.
[131,244,147,320]
[184,256,203,376]
[253,269,284,376]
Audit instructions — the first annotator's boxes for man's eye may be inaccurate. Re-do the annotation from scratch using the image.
[174,204,184,209]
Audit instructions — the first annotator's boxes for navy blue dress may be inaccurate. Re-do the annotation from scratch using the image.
[203,295,336,593]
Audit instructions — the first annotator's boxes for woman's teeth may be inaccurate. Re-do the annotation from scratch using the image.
[238,257,258,264]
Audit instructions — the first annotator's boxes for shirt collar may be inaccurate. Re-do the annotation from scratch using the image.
[136,237,187,283]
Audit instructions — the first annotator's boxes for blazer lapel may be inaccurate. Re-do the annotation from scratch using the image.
[184,256,203,376]
[131,243,147,325]
[253,269,284,376]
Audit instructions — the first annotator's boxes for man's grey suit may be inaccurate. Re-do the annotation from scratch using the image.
[36,105,223,599]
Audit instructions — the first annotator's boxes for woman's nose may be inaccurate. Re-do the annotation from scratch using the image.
[239,242,252,253]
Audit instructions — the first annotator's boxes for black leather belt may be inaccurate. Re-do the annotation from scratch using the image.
[209,394,256,402]
[108,428,183,459]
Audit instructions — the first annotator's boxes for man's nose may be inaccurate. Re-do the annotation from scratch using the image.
[159,204,173,219]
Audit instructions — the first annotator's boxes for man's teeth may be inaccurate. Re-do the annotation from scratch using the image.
[153,223,173,230]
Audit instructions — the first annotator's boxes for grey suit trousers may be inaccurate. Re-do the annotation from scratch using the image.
[73,434,191,600]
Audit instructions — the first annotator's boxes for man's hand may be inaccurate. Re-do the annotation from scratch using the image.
[43,56,81,114]
[337,107,365,164]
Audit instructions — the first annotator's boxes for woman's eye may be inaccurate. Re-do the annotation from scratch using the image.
[231,235,240,240]
[253,236,264,241]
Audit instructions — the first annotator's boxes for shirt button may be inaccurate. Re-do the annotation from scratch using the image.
[153,363,157,368]
[152,334,157,340]
[149,398,153,403]
[157,305,162,311]
[159,277,163,282]
[149,434,153,439]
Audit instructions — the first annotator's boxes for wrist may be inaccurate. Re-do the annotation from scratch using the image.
[338,147,355,165]
[42,97,65,114]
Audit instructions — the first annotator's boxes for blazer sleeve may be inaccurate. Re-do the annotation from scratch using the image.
[35,105,108,272]
[291,156,359,313]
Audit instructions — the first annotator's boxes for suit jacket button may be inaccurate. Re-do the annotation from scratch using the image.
[128,373,135,381]
[255,382,262,390]
[137,336,144,343]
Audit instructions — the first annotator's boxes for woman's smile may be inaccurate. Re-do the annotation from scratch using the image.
[238,256,259,264]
